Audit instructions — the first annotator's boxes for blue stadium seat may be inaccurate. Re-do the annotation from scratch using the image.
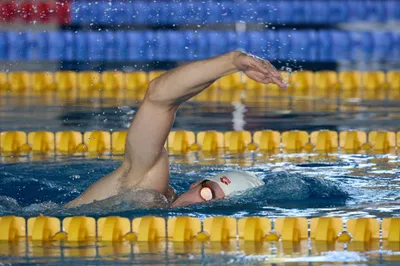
[47,32,65,61]
[277,30,318,62]
[71,1,96,25]
[365,0,386,22]
[131,1,149,25]
[318,30,352,62]
[35,31,48,60]
[0,32,7,60]
[97,2,112,25]
[151,31,167,61]
[7,32,28,60]
[247,31,266,58]
[275,1,294,24]
[329,0,349,24]
[114,2,131,25]
[387,0,400,22]
[167,31,186,61]
[114,31,128,62]
[195,31,209,60]
[371,32,394,61]
[309,0,329,24]
[63,31,75,61]
[277,30,292,61]
[349,31,372,62]
[127,31,146,61]
[87,32,105,61]
[348,0,368,22]
[74,31,88,61]
[183,31,197,61]
[202,1,234,24]
[293,31,318,61]
[292,0,308,24]
[104,32,115,61]
[390,32,400,62]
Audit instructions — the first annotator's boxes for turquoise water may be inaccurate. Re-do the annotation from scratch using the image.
[1,95,400,264]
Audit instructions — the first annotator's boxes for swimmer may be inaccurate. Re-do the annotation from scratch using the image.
[65,51,286,208]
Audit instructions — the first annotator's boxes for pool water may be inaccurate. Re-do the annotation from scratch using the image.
[0,95,400,264]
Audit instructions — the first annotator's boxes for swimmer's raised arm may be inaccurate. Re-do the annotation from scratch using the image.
[148,51,286,107]
[65,52,284,207]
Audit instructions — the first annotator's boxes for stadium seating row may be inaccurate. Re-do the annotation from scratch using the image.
[1,71,399,100]
[0,30,399,62]
[1,215,399,243]
[70,0,400,25]
[1,130,399,155]
[0,1,70,24]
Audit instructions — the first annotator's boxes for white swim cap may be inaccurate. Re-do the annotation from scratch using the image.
[204,171,265,197]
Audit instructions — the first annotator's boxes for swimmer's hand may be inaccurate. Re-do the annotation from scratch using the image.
[233,52,287,89]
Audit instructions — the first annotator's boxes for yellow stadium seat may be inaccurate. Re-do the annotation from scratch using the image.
[310,130,338,152]
[8,72,31,92]
[289,71,313,97]
[132,216,165,242]
[0,72,9,91]
[55,71,77,91]
[28,216,60,241]
[125,71,148,90]
[218,72,244,90]
[368,131,396,152]
[78,71,101,90]
[193,86,218,102]
[253,130,280,152]
[238,217,271,242]
[196,131,224,153]
[387,71,400,99]
[339,131,367,152]
[224,131,252,153]
[83,131,111,154]
[0,131,27,154]
[101,71,124,91]
[314,71,339,97]
[274,217,308,242]
[32,72,54,91]
[339,71,361,98]
[63,216,96,242]
[281,130,309,152]
[346,218,379,242]
[310,217,343,242]
[0,216,26,241]
[55,131,83,154]
[148,71,165,82]
[111,131,127,154]
[382,218,400,243]
[362,71,387,100]
[28,131,55,153]
[397,132,400,149]
[167,216,201,242]
[203,216,237,242]
[98,216,131,242]
[168,131,195,154]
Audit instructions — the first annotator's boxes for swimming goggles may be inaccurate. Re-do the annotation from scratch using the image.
[199,180,214,201]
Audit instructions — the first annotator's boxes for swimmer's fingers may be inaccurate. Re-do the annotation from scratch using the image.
[270,75,287,89]
[255,72,287,89]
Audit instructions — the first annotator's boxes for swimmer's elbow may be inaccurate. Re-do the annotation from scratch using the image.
[146,78,178,108]
[146,79,165,103]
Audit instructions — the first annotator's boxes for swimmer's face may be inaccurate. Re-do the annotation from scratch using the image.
[171,180,225,207]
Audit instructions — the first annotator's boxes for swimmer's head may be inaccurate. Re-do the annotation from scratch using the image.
[171,171,265,207]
